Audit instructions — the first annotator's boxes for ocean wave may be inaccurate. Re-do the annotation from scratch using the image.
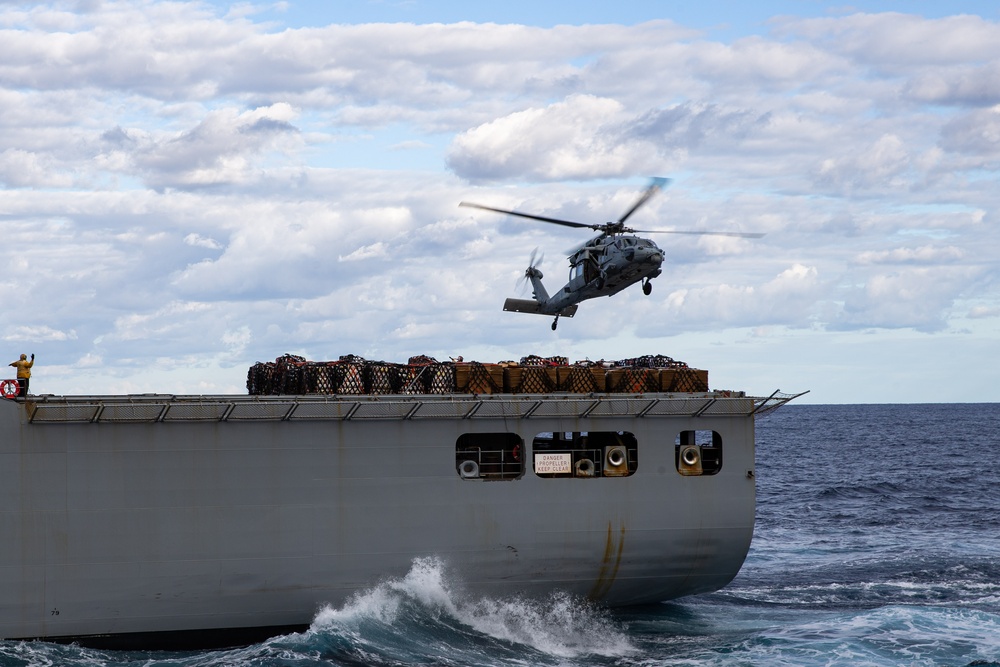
[306,556,637,664]
[751,605,1000,666]
[0,558,635,667]
[611,603,1000,667]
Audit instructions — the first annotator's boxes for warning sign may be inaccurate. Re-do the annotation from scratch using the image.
[534,452,572,474]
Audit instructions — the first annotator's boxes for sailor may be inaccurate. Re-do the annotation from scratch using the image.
[9,353,33,396]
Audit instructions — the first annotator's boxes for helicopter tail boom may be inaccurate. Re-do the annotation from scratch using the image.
[503,299,578,318]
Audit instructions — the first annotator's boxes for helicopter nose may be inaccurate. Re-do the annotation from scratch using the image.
[639,249,662,265]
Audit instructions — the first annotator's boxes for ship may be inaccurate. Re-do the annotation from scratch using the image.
[0,354,802,649]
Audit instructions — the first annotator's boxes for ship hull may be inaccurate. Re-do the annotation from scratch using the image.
[1,392,760,648]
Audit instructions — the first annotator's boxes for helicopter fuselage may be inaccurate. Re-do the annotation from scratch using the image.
[511,233,664,317]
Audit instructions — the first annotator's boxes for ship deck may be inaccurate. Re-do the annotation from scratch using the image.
[14,390,803,423]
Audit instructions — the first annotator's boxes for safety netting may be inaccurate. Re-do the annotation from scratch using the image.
[247,353,709,396]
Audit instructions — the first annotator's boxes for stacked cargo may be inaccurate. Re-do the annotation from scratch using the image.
[247,354,709,396]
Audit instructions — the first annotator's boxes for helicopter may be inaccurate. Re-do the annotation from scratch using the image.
[460,178,764,330]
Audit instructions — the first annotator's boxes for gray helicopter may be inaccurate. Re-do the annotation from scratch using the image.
[460,178,764,330]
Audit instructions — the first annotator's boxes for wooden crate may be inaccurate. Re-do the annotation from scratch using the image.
[606,367,659,393]
[668,368,709,392]
[504,365,558,393]
[657,368,676,392]
[455,363,504,394]
[557,366,606,392]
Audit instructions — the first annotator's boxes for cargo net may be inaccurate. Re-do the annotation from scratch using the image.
[247,354,401,395]
[606,367,661,393]
[427,365,458,394]
[248,352,708,396]
[520,355,568,366]
[752,390,809,418]
[507,366,556,393]
[461,362,503,394]
[558,366,602,393]
[669,367,709,392]
[615,354,688,369]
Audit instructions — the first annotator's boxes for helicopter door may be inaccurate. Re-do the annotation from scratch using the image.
[581,260,591,283]
[582,252,600,283]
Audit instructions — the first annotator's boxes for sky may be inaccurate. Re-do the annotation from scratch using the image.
[1,1,999,404]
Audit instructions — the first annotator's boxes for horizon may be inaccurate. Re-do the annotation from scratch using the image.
[1,1,998,404]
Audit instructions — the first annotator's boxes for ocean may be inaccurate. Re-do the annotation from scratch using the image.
[2,403,998,666]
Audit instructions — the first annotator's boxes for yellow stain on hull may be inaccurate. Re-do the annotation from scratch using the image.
[588,521,626,600]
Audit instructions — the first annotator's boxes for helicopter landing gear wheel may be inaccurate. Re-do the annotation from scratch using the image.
[551,315,559,331]
[642,279,652,295]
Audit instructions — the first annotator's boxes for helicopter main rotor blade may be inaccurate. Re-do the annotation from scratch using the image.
[632,229,766,238]
[459,202,593,229]
[617,177,671,225]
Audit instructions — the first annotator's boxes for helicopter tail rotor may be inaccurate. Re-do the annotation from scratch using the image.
[528,247,544,270]
[516,248,545,295]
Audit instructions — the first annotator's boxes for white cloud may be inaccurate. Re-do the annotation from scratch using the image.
[448,94,660,182]
[815,134,911,192]
[834,266,978,333]
[940,105,1000,156]
[107,301,214,342]
[339,241,388,262]
[0,148,74,187]
[1,325,77,342]
[0,3,997,401]
[184,232,223,249]
[856,245,964,265]
[131,103,302,189]
[969,305,1000,319]
[645,263,822,333]
[775,13,1000,67]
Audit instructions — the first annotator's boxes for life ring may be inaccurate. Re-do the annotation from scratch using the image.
[0,379,20,399]
[511,444,521,462]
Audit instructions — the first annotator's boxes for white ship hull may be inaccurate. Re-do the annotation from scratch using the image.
[0,391,788,648]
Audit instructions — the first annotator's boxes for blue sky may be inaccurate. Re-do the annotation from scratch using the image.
[234,1,1000,32]
[1,1,998,402]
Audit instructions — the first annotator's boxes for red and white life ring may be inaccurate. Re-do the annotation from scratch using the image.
[0,379,20,399]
